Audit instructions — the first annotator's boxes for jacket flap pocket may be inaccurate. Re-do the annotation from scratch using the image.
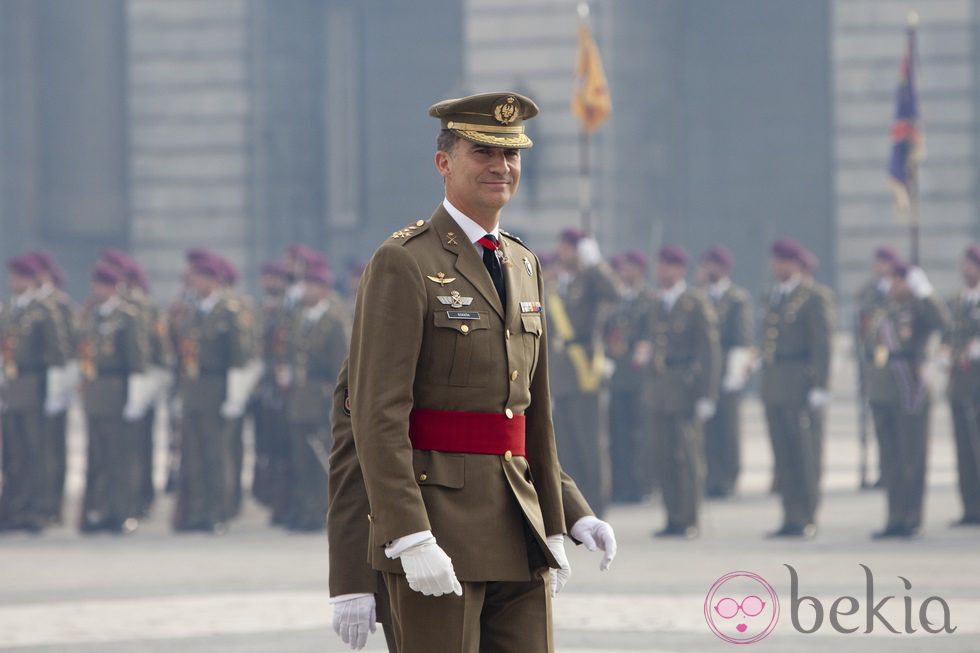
[433,310,490,335]
[412,450,465,489]
[520,314,542,336]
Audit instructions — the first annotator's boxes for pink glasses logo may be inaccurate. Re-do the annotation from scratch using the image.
[705,571,780,644]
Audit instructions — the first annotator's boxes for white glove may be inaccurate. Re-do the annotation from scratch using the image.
[722,347,752,392]
[44,366,69,416]
[62,360,81,405]
[395,537,462,597]
[330,593,376,650]
[602,357,616,380]
[906,267,934,299]
[808,388,829,409]
[123,373,155,421]
[577,237,602,267]
[632,341,652,367]
[570,516,618,571]
[935,347,952,372]
[695,398,716,422]
[148,365,174,407]
[546,534,571,597]
[220,365,253,419]
[969,338,980,361]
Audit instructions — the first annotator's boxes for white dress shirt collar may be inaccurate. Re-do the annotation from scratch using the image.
[98,295,120,317]
[777,275,802,296]
[659,280,687,311]
[708,277,731,301]
[443,198,500,253]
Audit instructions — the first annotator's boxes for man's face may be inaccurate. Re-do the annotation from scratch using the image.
[260,273,286,298]
[770,257,797,283]
[701,261,726,284]
[620,261,645,287]
[655,261,684,288]
[91,281,115,305]
[189,272,218,298]
[963,259,980,288]
[872,257,893,279]
[556,241,578,268]
[8,272,33,296]
[303,282,326,306]
[436,139,521,217]
[890,275,912,300]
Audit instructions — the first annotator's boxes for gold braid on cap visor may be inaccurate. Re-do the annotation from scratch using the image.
[452,129,533,148]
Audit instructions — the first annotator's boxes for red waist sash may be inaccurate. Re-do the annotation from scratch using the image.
[409,408,526,457]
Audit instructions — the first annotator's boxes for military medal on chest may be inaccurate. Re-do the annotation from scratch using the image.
[438,290,473,309]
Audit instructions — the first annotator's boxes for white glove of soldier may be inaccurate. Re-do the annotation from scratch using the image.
[577,237,603,268]
[632,340,653,367]
[43,366,69,416]
[546,534,571,597]
[808,388,829,409]
[906,267,934,299]
[722,347,753,392]
[330,593,376,650]
[969,338,980,361]
[570,516,618,571]
[389,535,462,597]
[695,398,717,422]
[123,373,155,422]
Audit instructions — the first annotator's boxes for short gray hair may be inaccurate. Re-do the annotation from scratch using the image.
[436,129,461,154]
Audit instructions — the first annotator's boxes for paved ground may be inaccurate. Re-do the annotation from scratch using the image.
[2,348,979,652]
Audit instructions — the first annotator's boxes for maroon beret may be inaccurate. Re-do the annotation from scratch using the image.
[261,261,289,279]
[538,251,558,269]
[288,245,327,268]
[304,264,333,286]
[190,256,223,280]
[126,262,150,292]
[92,262,122,286]
[101,248,136,275]
[217,258,239,285]
[185,247,211,265]
[874,246,901,265]
[8,256,40,278]
[965,244,980,267]
[559,228,586,246]
[771,238,805,263]
[802,248,819,273]
[658,245,689,267]
[702,245,733,272]
[622,249,649,271]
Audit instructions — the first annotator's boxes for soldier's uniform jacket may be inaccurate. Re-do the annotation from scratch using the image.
[126,290,168,369]
[946,289,980,402]
[79,299,147,416]
[174,292,249,413]
[711,282,752,383]
[760,279,834,406]
[548,264,620,397]
[641,288,720,413]
[863,294,948,408]
[37,285,78,358]
[348,205,564,582]
[285,300,348,424]
[605,287,655,390]
[257,298,294,409]
[0,297,68,410]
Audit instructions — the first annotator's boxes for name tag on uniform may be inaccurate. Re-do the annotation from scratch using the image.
[446,311,480,320]
[520,301,543,314]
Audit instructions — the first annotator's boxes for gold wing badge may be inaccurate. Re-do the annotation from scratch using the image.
[427,272,457,285]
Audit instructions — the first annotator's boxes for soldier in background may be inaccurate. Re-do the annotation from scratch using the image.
[699,246,753,499]
[172,255,249,533]
[946,244,980,527]
[604,250,654,503]
[253,261,293,521]
[864,263,947,538]
[548,228,621,517]
[759,239,833,538]
[78,263,151,534]
[25,250,77,525]
[855,246,902,489]
[635,246,719,538]
[284,264,348,531]
[0,257,69,533]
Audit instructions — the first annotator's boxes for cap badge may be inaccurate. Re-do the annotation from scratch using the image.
[494,97,519,125]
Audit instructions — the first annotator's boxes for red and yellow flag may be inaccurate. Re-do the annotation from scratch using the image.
[571,19,611,134]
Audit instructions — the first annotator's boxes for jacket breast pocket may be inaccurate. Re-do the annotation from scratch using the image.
[432,311,491,387]
[520,314,542,379]
[412,450,465,489]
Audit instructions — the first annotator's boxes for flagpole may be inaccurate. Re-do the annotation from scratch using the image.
[907,11,920,265]
[578,1,592,233]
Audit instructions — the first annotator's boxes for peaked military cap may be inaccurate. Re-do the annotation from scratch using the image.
[429,91,538,149]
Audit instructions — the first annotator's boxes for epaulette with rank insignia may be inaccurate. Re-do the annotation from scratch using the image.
[390,219,429,244]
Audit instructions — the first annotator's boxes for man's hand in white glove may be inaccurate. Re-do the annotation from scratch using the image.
[570,516,618,571]
[632,341,652,367]
[395,537,462,597]
[968,338,980,361]
[808,388,829,409]
[220,400,246,420]
[330,593,376,650]
[577,237,602,268]
[122,402,146,422]
[906,266,934,299]
[546,534,571,597]
[695,398,716,422]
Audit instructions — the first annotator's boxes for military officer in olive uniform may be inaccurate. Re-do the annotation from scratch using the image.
[634,246,720,538]
[946,244,980,526]
[548,228,621,516]
[604,250,655,503]
[172,255,249,532]
[760,239,834,538]
[283,264,348,531]
[863,263,947,538]
[855,246,903,489]
[347,92,569,653]
[78,263,150,533]
[328,357,618,651]
[0,257,69,532]
[699,246,753,499]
